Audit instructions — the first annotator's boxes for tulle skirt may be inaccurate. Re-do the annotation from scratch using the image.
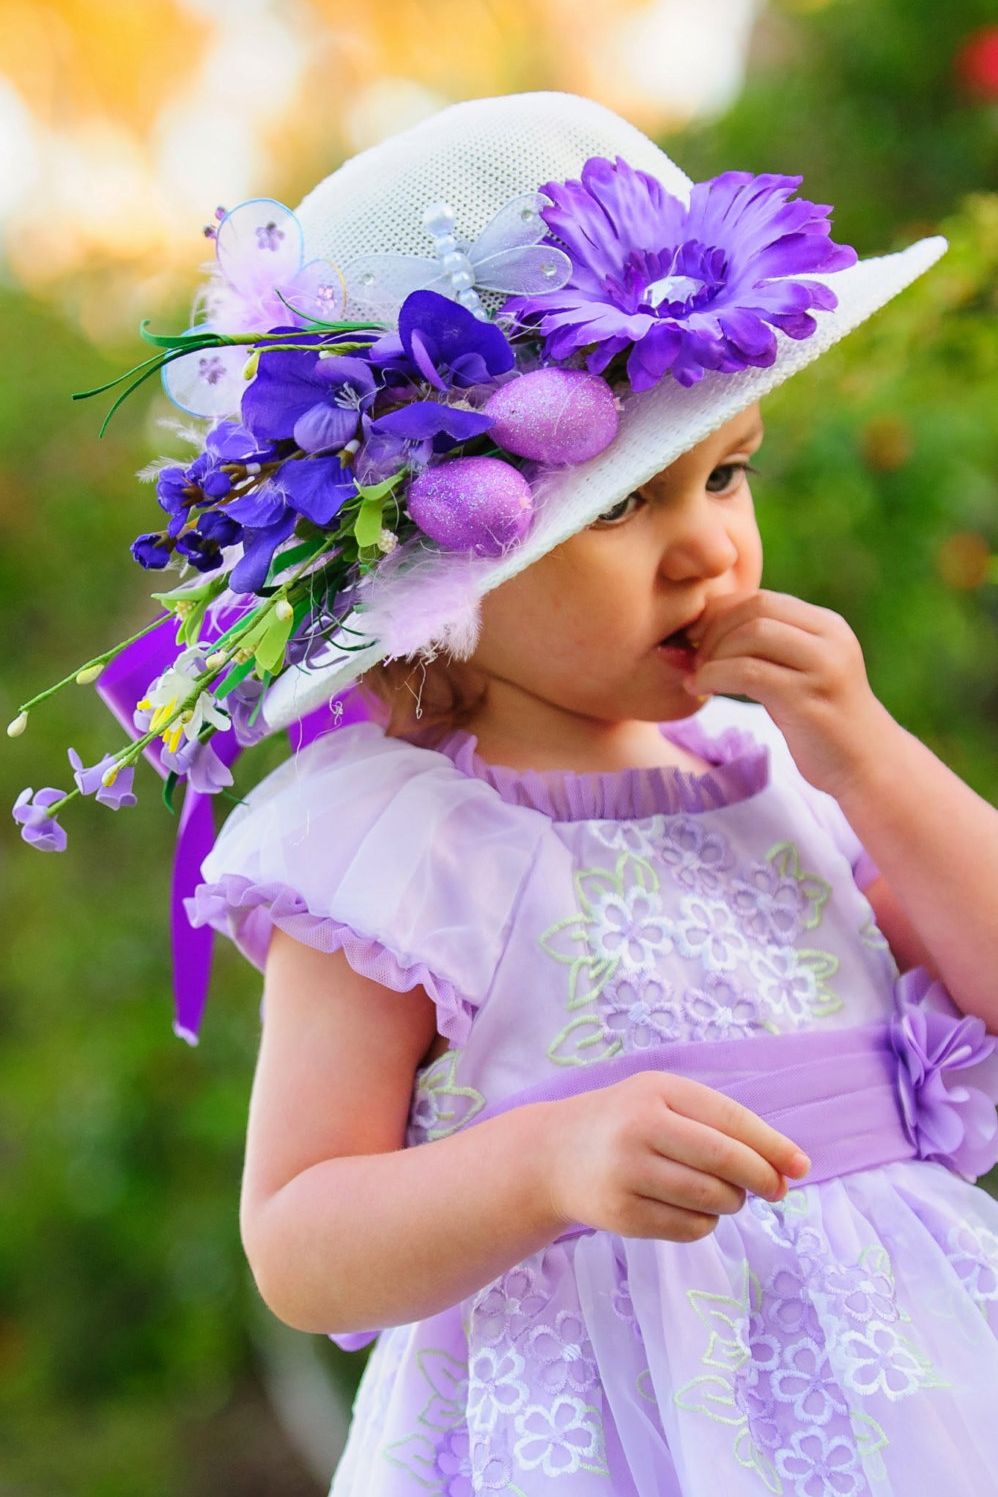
[329,1159,998,1496]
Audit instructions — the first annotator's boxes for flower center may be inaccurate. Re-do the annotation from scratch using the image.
[643,273,707,309]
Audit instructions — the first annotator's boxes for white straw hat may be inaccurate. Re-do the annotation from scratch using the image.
[253,89,945,731]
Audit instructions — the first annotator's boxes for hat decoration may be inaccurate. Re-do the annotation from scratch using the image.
[10,157,855,848]
[8,138,862,1039]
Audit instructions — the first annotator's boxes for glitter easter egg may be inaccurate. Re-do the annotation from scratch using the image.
[406,457,534,556]
[484,368,619,464]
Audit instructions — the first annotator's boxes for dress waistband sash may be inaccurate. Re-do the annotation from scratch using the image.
[462,973,998,1247]
[328,972,998,1351]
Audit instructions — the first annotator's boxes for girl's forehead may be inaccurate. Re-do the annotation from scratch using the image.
[650,405,765,479]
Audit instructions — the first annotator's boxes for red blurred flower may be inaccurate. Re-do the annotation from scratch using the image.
[954,26,998,102]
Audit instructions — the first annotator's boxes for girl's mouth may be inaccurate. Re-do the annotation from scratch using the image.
[655,626,699,671]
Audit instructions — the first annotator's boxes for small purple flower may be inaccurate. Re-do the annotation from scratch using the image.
[367,289,515,391]
[131,532,174,570]
[241,345,377,453]
[67,748,138,810]
[503,156,857,391]
[12,787,68,852]
[161,736,234,794]
[368,398,494,455]
[226,676,269,747]
[890,966,998,1181]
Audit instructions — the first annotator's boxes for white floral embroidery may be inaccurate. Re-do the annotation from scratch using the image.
[773,1425,865,1497]
[512,1394,607,1478]
[524,1310,599,1398]
[672,893,751,972]
[468,1345,528,1434]
[727,858,811,946]
[658,815,736,896]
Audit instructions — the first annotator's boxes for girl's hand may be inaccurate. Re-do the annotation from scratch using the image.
[683,588,894,799]
[543,1071,811,1243]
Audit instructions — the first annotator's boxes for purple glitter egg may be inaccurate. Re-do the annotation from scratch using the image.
[406,457,534,556]
[484,368,619,464]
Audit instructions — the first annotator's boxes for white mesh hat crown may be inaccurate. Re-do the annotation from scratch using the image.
[262,90,947,732]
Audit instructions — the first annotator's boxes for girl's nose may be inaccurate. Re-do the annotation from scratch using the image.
[657,495,740,581]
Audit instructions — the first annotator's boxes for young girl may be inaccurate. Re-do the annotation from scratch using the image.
[13,92,998,1495]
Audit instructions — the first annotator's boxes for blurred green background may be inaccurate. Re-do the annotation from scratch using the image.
[1,1,996,1492]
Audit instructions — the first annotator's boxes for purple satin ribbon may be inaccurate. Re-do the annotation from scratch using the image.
[95,609,372,1042]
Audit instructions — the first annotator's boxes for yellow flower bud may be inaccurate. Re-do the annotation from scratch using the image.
[205,650,228,670]
[75,663,104,685]
[6,711,28,737]
[275,599,293,621]
[234,647,254,664]
[101,764,119,787]
[243,351,261,381]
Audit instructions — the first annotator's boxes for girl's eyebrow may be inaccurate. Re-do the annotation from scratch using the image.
[726,419,765,447]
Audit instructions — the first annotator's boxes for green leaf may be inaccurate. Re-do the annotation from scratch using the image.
[241,610,294,675]
[354,495,385,550]
[213,658,255,700]
[265,536,330,584]
[162,771,179,815]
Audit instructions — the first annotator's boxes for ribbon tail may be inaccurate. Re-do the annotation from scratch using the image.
[171,780,218,1044]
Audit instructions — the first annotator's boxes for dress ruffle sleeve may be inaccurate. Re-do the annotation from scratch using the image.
[183,722,543,1047]
[714,697,880,891]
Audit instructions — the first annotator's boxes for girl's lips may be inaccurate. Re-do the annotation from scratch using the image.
[655,641,698,672]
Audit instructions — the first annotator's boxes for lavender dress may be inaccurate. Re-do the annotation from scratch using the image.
[188,695,998,1496]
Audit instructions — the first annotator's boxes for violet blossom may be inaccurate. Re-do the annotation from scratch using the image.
[502,157,858,391]
[67,747,137,810]
[367,289,515,391]
[241,348,378,453]
[12,788,68,852]
[161,736,234,794]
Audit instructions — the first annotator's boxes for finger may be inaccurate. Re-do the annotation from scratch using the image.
[697,616,820,676]
[694,589,829,662]
[651,1109,791,1199]
[632,1154,749,1216]
[685,655,800,701]
[656,1073,811,1182]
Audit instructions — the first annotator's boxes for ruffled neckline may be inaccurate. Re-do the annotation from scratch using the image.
[424,705,770,823]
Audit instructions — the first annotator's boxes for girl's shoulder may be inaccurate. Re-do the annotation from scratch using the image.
[191,721,547,1045]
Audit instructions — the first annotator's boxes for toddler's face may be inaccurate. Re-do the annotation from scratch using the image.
[466,402,765,731]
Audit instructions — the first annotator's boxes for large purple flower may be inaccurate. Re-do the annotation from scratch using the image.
[502,157,858,391]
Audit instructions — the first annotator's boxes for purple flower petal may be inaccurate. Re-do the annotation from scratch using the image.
[228,509,297,594]
[292,401,360,454]
[370,401,493,443]
[275,457,357,527]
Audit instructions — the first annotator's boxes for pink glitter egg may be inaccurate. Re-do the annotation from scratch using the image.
[406,457,534,556]
[484,368,619,464]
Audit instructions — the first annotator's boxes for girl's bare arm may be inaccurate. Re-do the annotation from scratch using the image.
[239,930,564,1335]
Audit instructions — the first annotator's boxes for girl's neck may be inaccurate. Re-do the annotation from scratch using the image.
[456,691,709,776]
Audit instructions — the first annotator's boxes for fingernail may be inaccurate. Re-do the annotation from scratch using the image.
[789,1150,812,1177]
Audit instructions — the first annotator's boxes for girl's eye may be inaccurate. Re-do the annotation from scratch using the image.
[706,461,761,493]
[591,463,762,527]
[591,491,645,527]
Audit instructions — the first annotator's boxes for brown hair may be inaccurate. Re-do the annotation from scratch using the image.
[355,652,489,744]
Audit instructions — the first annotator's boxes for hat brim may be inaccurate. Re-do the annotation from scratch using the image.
[262,231,946,733]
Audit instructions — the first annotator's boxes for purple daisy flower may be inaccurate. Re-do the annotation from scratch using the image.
[503,157,857,391]
[12,787,68,851]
